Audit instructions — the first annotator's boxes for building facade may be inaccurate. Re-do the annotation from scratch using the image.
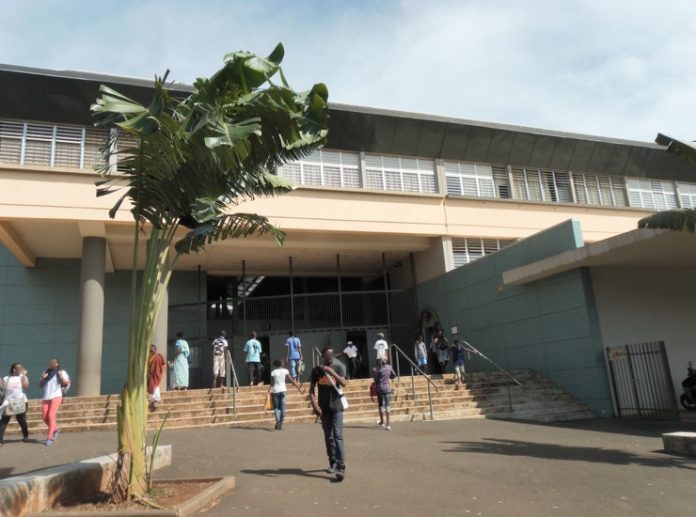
[0,65,693,413]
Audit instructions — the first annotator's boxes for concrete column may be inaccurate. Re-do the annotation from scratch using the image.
[76,237,106,396]
[152,284,169,391]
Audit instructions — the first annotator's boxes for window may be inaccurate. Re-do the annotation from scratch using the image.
[364,154,437,193]
[451,238,515,268]
[276,149,361,188]
[625,178,678,210]
[677,182,696,209]
[572,173,627,207]
[445,162,496,197]
[0,119,107,169]
[510,167,571,203]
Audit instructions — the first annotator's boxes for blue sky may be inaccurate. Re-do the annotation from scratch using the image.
[1,0,695,141]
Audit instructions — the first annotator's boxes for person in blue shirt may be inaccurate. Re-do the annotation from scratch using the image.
[285,331,303,382]
[450,340,466,390]
[243,331,262,386]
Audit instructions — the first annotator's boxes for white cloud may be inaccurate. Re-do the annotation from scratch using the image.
[0,0,695,141]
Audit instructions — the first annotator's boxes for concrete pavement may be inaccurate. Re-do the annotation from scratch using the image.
[1,418,695,516]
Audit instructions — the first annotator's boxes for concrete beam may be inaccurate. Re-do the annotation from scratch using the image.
[0,220,36,267]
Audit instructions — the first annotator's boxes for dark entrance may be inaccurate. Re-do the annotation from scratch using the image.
[258,335,271,385]
[345,330,369,379]
[606,341,679,420]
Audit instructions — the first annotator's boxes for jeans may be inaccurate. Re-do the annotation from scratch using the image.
[273,391,287,425]
[289,358,301,379]
[247,362,260,384]
[0,411,28,443]
[320,409,345,470]
[347,357,358,379]
[377,392,392,414]
[42,397,62,440]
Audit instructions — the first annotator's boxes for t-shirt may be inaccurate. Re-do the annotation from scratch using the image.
[271,368,290,394]
[42,369,70,400]
[374,339,389,359]
[310,364,346,412]
[343,345,358,359]
[374,365,396,394]
[212,336,228,356]
[414,341,427,359]
[244,339,262,363]
[2,375,25,399]
[285,336,302,360]
[451,345,465,366]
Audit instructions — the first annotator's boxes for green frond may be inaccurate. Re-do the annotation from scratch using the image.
[656,133,696,164]
[638,209,696,232]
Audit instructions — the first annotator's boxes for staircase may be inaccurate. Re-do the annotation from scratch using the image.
[4,369,594,436]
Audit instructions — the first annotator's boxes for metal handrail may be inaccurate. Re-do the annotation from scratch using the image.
[312,346,323,369]
[390,343,439,420]
[224,349,240,414]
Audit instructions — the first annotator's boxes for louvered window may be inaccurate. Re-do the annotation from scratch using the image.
[0,119,107,169]
[625,178,678,210]
[444,161,498,198]
[677,182,696,209]
[571,173,627,207]
[510,167,571,203]
[364,154,437,193]
[276,149,361,188]
[451,237,515,268]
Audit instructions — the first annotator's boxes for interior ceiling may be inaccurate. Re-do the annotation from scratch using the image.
[11,220,428,276]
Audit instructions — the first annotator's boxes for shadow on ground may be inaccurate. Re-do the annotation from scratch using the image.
[240,468,333,480]
[442,437,696,470]
[491,417,696,438]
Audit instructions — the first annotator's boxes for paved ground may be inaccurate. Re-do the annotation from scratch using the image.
[2,417,696,516]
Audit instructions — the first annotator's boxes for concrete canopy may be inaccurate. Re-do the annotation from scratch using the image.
[502,226,696,286]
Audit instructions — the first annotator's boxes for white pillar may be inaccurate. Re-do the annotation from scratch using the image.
[76,237,106,396]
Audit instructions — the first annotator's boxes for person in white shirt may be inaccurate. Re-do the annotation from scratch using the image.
[211,330,229,388]
[39,357,70,446]
[414,335,428,374]
[0,362,30,446]
[374,333,389,365]
[339,341,360,379]
[267,360,303,430]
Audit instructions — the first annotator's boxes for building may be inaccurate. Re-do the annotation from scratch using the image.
[1,64,694,416]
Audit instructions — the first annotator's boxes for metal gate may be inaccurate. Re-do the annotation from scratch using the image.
[606,341,679,420]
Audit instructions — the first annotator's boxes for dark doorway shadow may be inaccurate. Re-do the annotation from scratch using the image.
[240,468,332,480]
[442,438,696,470]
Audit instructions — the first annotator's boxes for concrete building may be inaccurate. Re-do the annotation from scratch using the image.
[0,64,694,415]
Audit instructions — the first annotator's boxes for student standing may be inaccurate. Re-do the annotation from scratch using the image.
[450,340,467,390]
[435,331,450,374]
[309,347,347,481]
[39,357,70,446]
[244,331,262,386]
[147,344,166,410]
[0,363,30,446]
[340,341,359,380]
[285,331,303,382]
[372,359,396,430]
[170,331,190,390]
[268,360,303,430]
[373,332,389,365]
[414,335,428,374]
[211,330,229,388]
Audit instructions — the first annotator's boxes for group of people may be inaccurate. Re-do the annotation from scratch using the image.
[414,332,468,389]
[0,357,71,447]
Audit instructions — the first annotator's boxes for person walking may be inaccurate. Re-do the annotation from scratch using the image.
[309,347,347,482]
[211,330,229,388]
[435,330,450,374]
[244,331,262,386]
[414,335,428,374]
[268,359,303,430]
[450,340,467,390]
[340,341,359,380]
[285,331,303,382]
[147,344,166,410]
[372,359,396,430]
[0,363,30,446]
[373,332,389,365]
[39,357,70,446]
[170,331,190,390]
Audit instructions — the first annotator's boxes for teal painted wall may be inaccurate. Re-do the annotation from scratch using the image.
[0,243,201,397]
[416,221,613,416]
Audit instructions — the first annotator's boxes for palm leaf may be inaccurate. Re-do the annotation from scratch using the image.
[638,208,696,232]
[656,133,696,164]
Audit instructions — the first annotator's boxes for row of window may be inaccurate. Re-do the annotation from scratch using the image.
[0,118,691,213]
[451,238,515,268]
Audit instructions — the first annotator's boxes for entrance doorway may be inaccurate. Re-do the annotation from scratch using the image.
[257,335,271,385]
[346,330,369,379]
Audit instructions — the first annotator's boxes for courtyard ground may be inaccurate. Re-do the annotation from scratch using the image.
[1,417,695,516]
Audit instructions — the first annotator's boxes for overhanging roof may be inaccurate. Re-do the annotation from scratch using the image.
[1,64,695,181]
[502,228,696,285]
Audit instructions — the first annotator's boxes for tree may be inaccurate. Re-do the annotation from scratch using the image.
[638,134,696,231]
[90,43,328,500]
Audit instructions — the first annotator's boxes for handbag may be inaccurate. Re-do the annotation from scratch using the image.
[4,393,27,416]
[264,393,273,412]
[325,372,349,410]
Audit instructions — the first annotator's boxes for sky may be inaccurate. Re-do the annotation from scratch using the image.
[1,0,695,142]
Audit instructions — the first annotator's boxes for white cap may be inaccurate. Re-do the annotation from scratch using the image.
[347,341,353,345]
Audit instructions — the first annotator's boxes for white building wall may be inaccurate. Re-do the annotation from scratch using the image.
[591,266,696,406]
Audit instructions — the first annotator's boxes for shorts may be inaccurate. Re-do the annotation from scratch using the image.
[377,392,392,414]
[454,364,465,379]
[213,355,225,377]
[417,357,427,367]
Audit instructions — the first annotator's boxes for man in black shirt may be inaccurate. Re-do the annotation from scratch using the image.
[309,347,347,481]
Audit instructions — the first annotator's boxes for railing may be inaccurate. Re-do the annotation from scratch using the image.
[460,340,523,412]
[224,349,240,414]
[391,343,439,421]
